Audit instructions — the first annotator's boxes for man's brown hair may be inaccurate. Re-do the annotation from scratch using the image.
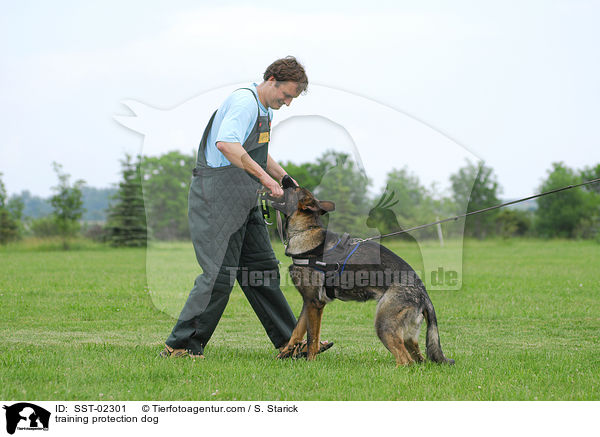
[263,56,308,93]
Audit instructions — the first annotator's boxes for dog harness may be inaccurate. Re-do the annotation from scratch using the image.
[291,232,361,300]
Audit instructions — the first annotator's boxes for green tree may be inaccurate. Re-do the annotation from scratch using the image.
[50,162,85,249]
[495,209,532,238]
[6,196,25,238]
[0,173,20,244]
[280,160,329,192]
[576,162,600,241]
[450,160,501,239]
[383,168,426,219]
[105,154,147,247]
[536,162,600,238]
[141,151,195,240]
[581,164,600,195]
[375,167,455,240]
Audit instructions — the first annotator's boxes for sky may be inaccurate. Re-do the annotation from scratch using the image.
[1,0,599,199]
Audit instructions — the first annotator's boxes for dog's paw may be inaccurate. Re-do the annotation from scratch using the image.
[276,343,301,359]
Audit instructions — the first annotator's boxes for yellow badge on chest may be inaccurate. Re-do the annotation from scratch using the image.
[258,131,270,143]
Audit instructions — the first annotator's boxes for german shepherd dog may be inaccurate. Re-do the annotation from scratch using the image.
[271,177,454,366]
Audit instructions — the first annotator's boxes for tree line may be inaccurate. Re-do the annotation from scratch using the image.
[1,151,598,248]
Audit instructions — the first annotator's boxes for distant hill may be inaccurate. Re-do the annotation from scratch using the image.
[80,186,118,221]
[10,187,117,222]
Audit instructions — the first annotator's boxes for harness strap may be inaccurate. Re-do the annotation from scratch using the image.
[290,233,360,301]
[339,241,360,274]
[292,258,336,269]
[325,285,337,300]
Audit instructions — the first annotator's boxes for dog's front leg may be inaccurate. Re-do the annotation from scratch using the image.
[306,300,325,361]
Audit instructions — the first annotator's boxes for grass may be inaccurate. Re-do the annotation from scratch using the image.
[0,236,107,252]
[0,238,598,400]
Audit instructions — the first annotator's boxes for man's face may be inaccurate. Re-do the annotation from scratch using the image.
[266,78,301,110]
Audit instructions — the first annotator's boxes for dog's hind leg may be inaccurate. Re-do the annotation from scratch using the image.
[378,329,413,367]
[404,338,425,363]
[403,310,426,363]
[375,303,414,366]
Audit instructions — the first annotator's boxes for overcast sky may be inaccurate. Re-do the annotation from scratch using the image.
[1,0,599,199]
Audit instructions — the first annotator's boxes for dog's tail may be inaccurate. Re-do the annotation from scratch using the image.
[423,300,454,365]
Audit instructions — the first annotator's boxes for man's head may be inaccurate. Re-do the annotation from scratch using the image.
[261,56,308,110]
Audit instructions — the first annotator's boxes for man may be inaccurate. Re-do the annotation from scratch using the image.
[160,56,332,359]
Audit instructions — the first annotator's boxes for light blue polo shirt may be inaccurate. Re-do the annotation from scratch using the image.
[205,83,273,167]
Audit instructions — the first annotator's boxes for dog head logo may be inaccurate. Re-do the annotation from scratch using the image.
[3,403,50,435]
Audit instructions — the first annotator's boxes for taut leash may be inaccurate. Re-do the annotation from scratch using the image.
[357,177,600,242]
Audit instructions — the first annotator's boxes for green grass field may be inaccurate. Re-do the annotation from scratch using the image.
[0,238,598,400]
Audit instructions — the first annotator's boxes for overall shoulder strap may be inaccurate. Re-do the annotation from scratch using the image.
[235,87,261,118]
[196,109,218,167]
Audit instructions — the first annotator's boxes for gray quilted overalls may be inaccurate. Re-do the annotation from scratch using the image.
[165,88,296,355]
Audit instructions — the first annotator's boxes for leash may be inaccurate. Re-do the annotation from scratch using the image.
[357,177,600,243]
[262,177,600,244]
[276,209,287,247]
[258,188,288,246]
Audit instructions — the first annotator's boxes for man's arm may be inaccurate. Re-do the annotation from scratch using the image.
[216,142,283,197]
[266,153,288,183]
[267,154,298,186]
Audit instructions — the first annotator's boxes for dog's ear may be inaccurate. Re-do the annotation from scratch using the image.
[318,200,335,215]
[297,190,321,212]
[298,197,320,212]
[298,196,335,215]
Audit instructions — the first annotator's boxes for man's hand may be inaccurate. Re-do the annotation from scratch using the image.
[261,175,283,198]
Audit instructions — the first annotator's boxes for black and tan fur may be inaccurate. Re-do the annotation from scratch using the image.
[272,181,454,366]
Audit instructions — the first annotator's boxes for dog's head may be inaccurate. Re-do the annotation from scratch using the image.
[270,175,335,219]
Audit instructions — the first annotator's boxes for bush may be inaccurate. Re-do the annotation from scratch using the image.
[535,162,600,238]
[573,215,600,240]
[29,216,61,237]
[495,209,532,238]
[83,223,108,243]
[0,174,22,244]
